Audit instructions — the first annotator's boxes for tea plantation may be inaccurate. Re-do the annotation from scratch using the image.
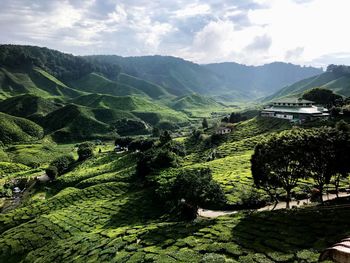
[0,117,349,262]
[0,150,348,262]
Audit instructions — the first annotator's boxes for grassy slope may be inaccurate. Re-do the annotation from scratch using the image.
[0,67,84,100]
[0,149,349,262]
[0,112,43,144]
[171,93,223,111]
[118,73,172,99]
[0,94,61,119]
[71,93,188,125]
[266,71,350,101]
[40,104,112,142]
[68,72,150,98]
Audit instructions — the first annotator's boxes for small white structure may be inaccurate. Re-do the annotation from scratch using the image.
[216,127,232,135]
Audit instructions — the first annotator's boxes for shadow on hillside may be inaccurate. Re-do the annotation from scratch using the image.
[231,207,350,257]
[103,189,169,228]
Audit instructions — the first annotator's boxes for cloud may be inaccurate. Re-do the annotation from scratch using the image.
[245,34,271,51]
[285,47,304,60]
[0,0,350,66]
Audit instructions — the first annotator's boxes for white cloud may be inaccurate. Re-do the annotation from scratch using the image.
[1,0,350,66]
[173,3,211,18]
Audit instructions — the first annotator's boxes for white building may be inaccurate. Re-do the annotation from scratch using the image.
[261,98,329,122]
[216,127,232,135]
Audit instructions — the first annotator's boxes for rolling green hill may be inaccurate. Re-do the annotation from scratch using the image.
[40,104,112,142]
[71,94,188,124]
[86,55,230,97]
[266,70,350,101]
[68,72,149,98]
[0,67,85,99]
[0,112,44,144]
[0,94,61,119]
[171,93,224,111]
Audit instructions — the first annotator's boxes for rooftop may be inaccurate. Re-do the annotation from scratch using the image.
[262,105,328,115]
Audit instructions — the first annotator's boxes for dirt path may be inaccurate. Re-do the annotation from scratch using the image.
[198,192,350,218]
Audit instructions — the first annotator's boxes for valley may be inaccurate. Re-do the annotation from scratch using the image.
[0,45,350,263]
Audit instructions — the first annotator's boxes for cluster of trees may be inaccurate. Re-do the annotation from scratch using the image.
[0,45,120,81]
[302,88,343,108]
[113,130,226,220]
[77,142,95,161]
[45,155,75,179]
[156,168,226,220]
[326,64,350,76]
[251,123,350,208]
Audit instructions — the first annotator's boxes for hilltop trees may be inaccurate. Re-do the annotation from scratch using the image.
[252,127,350,207]
[302,88,342,107]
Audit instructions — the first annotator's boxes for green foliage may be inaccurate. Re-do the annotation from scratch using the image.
[302,87,343,106]
[0,112,43,144]
[171,168,226,220]
[45,165,58,179]
[49,155,75,175]
[128,138,155,152]
[136,149,179,178]
[113,118,148,136]
[77,142,94,161]
[0,44,120,81]
[114,137,132,148]
[0,94,60,119]
[160,130,172,145]
[251,129,310,208]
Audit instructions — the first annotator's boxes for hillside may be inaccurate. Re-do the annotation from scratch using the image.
[0,94,61,119]
[0,116,348,262]
[0,67,85,100]
[266,70,350,101]
[171,93,224,111]
[0,112,43,144]
[40,104,112,142]
[205,62,323,98]
[86,55,229,97]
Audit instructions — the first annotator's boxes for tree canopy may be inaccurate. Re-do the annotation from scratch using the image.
[302,88,342,107]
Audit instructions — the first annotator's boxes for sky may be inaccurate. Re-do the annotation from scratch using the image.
[0,0,350,67]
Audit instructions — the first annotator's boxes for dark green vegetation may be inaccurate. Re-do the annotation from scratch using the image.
[252,127,350,208]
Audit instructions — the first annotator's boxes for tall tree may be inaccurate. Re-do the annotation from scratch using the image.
[251,129,308,208]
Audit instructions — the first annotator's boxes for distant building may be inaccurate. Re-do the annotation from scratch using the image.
[261,98,329,122]
[216,127,232,135]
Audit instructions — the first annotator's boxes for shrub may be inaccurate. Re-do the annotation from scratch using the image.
[50,155,75,175]
[158,168,226,220]
[77,142,94,161]
[129,138,155,152]
[46,166,58,179]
